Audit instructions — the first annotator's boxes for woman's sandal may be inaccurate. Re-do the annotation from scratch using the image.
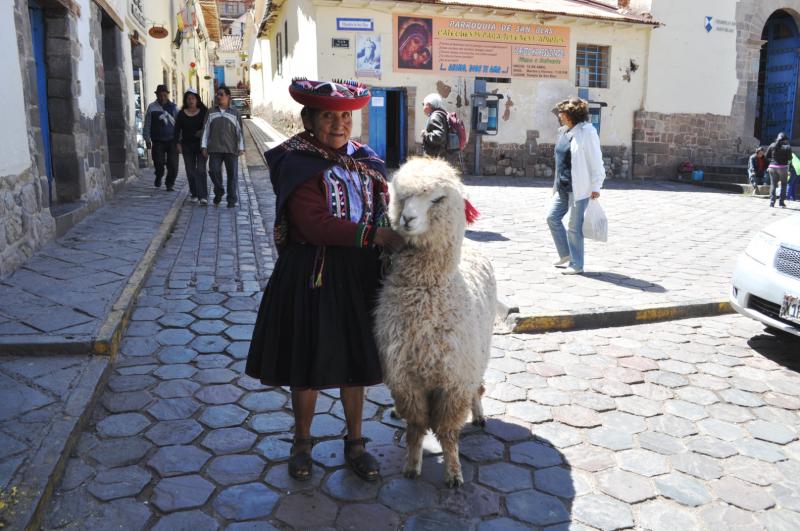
[283,437,316,481]
[344,436,380,482]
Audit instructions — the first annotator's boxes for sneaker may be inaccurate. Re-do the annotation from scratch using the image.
[213,196,222,206]
[770,202,775,208]
[553,256,570,268]
[190,197,198,203]
[199,198,208,205]
[562,266,584,275]
[780,202,787,208]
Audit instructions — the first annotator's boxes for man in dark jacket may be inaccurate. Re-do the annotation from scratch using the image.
[143,85,179,190]
[765,132,793,207]
[747,147,767,193]
[421,93,448,157]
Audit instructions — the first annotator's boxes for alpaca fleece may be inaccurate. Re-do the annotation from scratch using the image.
[374,157,496,487]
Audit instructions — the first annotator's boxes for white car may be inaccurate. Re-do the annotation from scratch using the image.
[731,214,800,337]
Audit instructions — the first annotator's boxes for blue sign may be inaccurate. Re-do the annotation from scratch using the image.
[705,16,713,33]
[337,18,374,31]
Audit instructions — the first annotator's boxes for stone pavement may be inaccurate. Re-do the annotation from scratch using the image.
[464,177,800,329]
[0,175,185,354]
[34,123,800,529]
[0,169,189,529]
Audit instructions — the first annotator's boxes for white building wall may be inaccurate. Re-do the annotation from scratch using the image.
[643,0,738,115]
[311,4,650,147]
[0,1,31,177]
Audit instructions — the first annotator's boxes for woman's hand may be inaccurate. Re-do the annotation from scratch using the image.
[374,228,405,253]
[591,191,600,199]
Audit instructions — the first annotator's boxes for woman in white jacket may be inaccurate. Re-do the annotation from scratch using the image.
[546,98,605,274]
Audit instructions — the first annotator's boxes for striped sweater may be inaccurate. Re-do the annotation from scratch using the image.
[201,105,244,153]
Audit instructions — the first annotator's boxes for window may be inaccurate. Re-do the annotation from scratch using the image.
[575,44,610,88]
[276,33,283,75]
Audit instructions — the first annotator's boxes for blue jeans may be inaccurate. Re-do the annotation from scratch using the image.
[209,152,239,206]
[547,190,589,270]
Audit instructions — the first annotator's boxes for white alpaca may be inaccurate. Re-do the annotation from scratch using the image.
[374,157,497,488]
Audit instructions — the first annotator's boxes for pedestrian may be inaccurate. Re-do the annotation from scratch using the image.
[747,147,768,194]
[420,93,448,157]
[174,88,208,204]
[765,131,792,208]
[246,79,405,483]
[143,84,179,190]
[201,86,245,208]
[546,97,605,275]
[788,153,800,201]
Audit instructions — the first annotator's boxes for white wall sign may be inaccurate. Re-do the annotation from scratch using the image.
[356,34,381,78]
[371,96,384,107]
[337,18,374,31]
[332,38,350,48]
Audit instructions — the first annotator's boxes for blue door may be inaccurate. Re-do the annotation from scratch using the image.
[368,88,387,161]
[761,13,800,143]
[29,4,53,200]
[214,66,226,87]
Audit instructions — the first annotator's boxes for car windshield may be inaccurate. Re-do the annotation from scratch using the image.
[232,99,245,108]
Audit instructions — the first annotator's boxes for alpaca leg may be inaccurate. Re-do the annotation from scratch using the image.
[437,428,463,488]
[403,422,426,478]
[471,384,486,427]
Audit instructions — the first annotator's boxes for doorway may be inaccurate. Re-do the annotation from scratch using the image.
[756,10,800,144]
[368,88,407,168]
[29,2,53,201]
[101,12,125,181]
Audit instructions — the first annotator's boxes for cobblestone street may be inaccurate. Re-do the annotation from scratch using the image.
[464,178,799,320]
[35,129,800,530]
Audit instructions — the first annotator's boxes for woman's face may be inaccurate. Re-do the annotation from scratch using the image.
[558,111,573,128]
[309,110,352,150]
[186,94,198,108]
[423,102,433,116]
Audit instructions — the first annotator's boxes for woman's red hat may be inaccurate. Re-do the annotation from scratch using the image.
[289,78,371,111]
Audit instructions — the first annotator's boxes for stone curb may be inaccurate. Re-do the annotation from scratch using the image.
[92,186,188,356]
[511,300,733,334]
[7,186,187,531]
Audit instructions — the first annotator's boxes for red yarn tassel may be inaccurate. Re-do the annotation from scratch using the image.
[464,199,480,225]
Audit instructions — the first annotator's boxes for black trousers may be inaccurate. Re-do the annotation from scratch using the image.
[151,140,178,188]
[209,152,238,206]
[181,145,207,199]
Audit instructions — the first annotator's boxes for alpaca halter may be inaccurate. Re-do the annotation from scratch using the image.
[464,199,480,225]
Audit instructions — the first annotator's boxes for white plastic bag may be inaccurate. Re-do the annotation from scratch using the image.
[583,199,608,242]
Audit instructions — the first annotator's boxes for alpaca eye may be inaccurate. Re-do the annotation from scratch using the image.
[431,196,445,204]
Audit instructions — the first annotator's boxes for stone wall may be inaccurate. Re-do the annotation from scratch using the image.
[632,111,750,178]
[2,0,56,278]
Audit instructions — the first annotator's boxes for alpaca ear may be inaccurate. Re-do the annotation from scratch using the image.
[464,199,480,225]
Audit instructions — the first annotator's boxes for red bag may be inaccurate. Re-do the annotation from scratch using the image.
[446,112,468,151]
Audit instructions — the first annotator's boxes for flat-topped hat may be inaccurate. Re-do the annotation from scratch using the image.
[289,78,370,111]
[155,84,170,94]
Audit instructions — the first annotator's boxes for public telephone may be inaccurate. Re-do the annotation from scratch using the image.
[472,93,503,135]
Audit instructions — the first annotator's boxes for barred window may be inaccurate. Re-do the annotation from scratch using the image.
[576,44,610,88]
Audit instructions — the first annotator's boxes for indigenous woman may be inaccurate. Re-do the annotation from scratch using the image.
[246,79,404,482]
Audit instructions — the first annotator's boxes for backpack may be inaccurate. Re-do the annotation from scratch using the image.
[444,111,467,151]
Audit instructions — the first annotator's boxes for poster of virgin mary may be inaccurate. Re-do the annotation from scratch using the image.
[397,16,433,70]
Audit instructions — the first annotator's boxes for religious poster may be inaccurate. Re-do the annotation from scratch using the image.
[393,14,570,79]
[356,34,382,78]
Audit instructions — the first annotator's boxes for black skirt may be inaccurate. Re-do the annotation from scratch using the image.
[246,243,383,390]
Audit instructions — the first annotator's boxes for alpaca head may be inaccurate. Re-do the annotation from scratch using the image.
[390,157,465,246]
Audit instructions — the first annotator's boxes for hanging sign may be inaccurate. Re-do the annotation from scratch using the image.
[148,25,169,39]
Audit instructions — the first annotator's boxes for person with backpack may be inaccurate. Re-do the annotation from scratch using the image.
[421,93,448,157]
[765,131,793,208]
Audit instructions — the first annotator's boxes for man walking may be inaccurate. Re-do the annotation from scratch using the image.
[143,84,179,190]
[420,93,448,158]
[202,86,245,208]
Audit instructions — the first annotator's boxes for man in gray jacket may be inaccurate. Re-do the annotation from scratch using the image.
[201,86,245,207]
[421,93,448,157]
